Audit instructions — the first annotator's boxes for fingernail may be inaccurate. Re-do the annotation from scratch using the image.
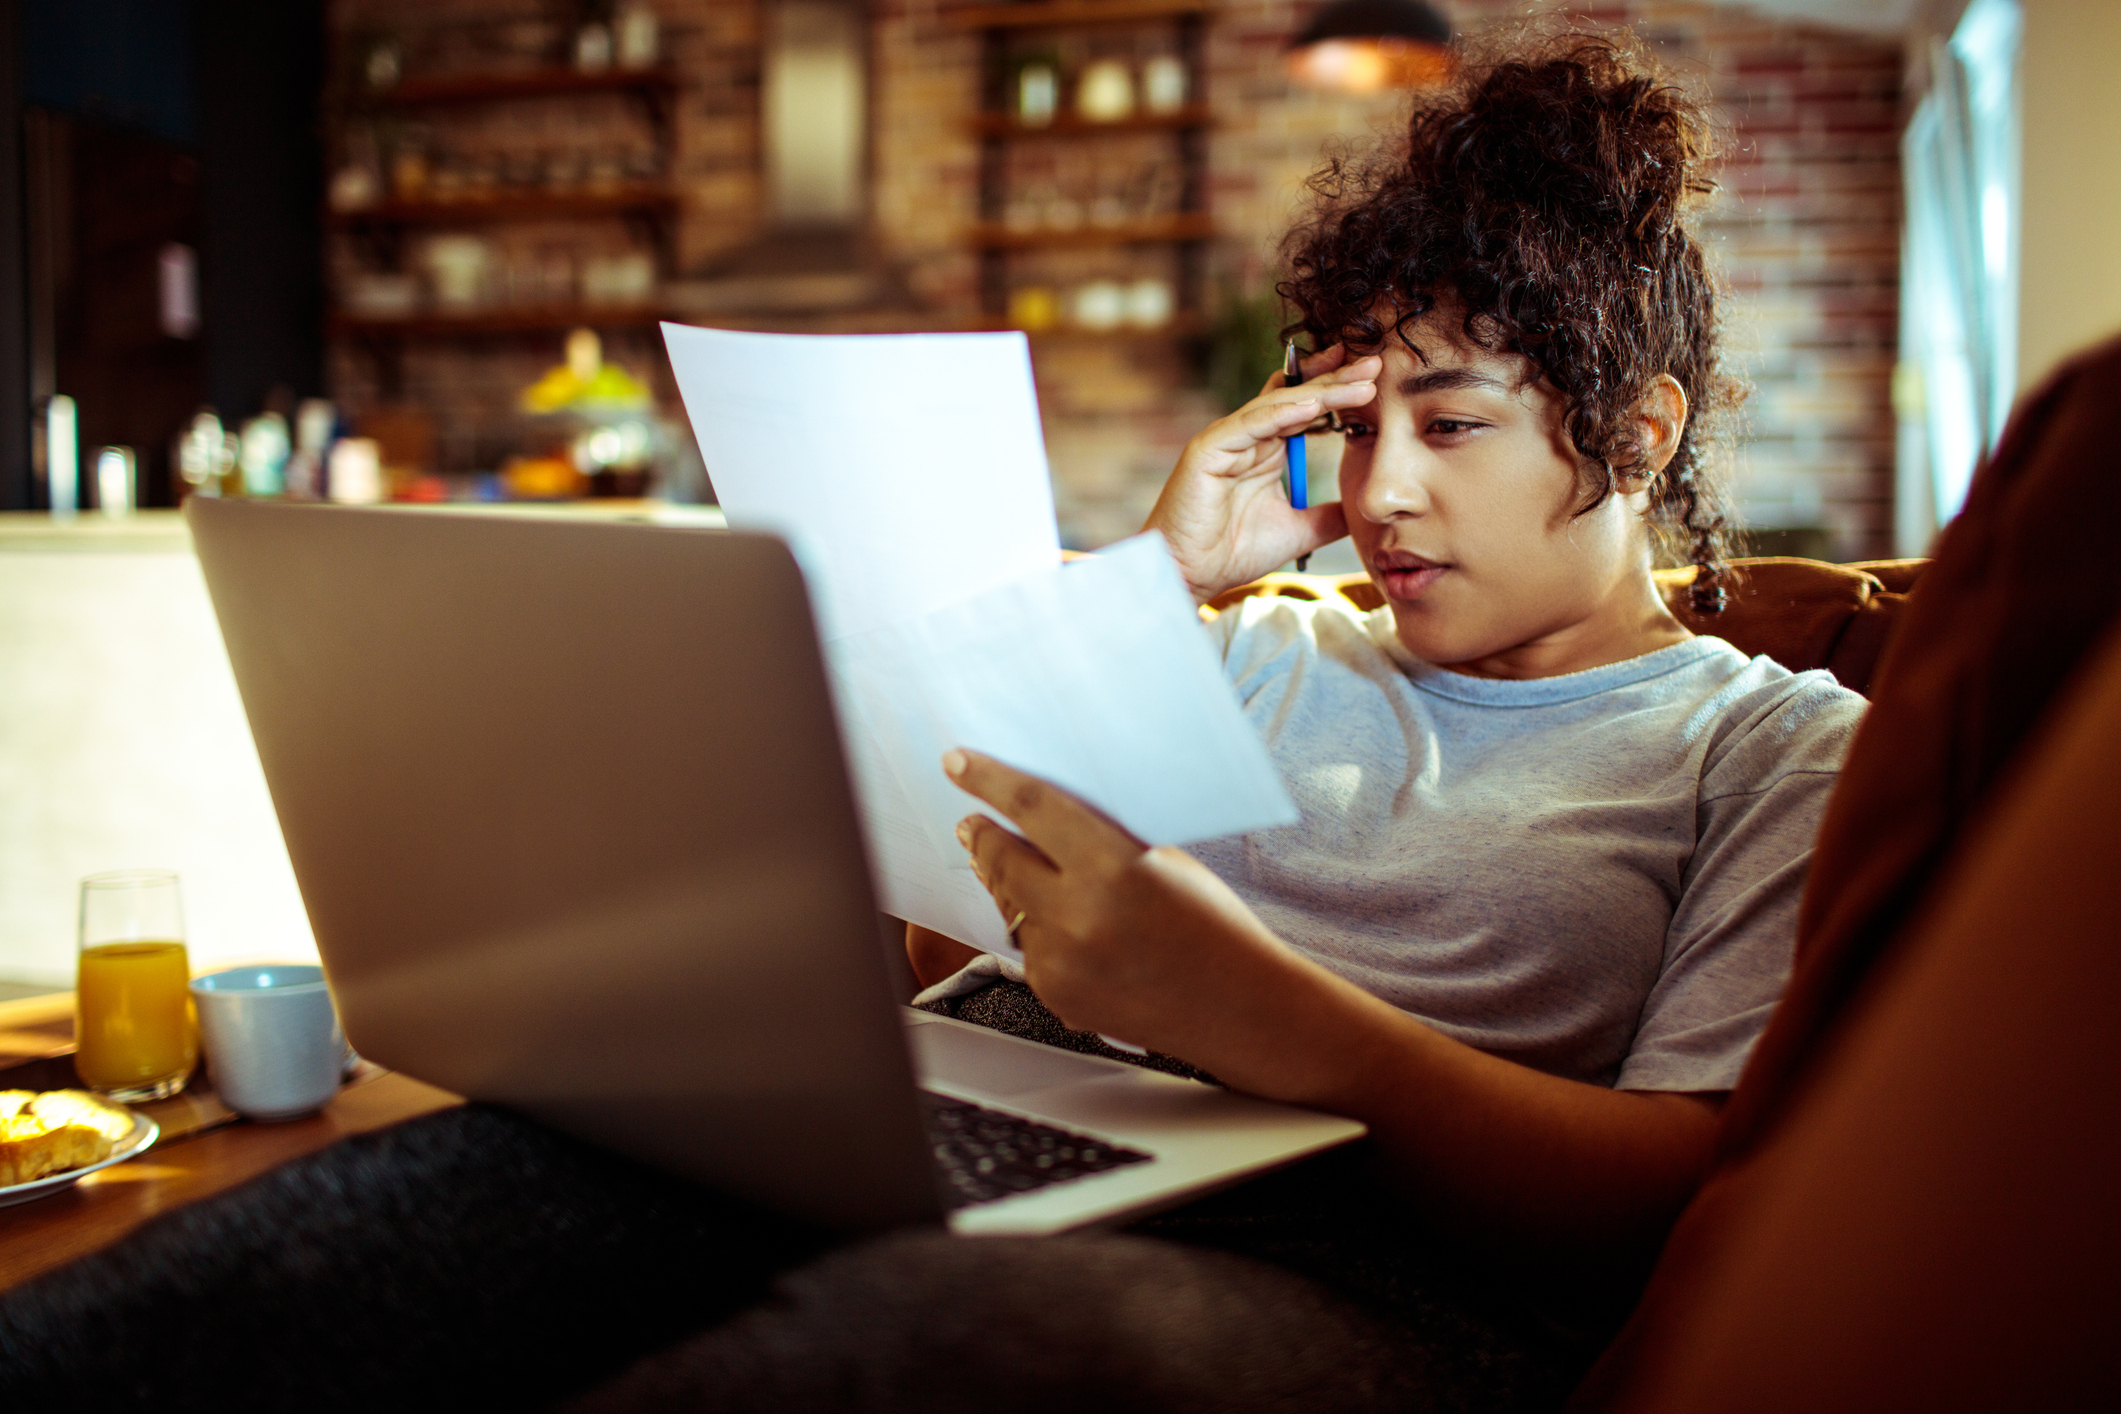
[943,749,968,777]
[955,820,972,847]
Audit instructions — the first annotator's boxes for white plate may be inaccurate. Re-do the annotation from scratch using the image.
[0,1110,160,1208]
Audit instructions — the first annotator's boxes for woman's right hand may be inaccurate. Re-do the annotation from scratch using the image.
[1143,345,1380,603]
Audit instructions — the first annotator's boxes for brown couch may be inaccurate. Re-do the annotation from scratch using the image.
[1206,557,1927,697]
[1563,335,2121,1410]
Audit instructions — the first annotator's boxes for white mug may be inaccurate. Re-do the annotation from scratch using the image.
[190,965,345,1121]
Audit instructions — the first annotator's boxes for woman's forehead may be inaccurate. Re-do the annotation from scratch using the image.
[1347,301,1530,380]
[1374,324,1539,397]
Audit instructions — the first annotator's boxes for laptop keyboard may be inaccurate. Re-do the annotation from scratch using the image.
[920,1092,1152,1211]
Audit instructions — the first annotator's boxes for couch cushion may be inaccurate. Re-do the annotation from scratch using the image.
[1206,556,1924,696]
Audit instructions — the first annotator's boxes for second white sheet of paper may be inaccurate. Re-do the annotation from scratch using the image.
[835,535,1298,956]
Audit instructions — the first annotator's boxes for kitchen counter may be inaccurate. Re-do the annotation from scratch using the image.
[0,501,725,990]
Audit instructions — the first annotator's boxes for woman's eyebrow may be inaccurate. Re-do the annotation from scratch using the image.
[1398,368,1510,396]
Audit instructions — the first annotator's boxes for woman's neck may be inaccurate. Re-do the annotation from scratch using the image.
[1438,570,1694,681]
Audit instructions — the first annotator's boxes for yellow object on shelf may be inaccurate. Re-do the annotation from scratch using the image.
[520,327,652,413]
[1007,286,1062,333]
[501,455,586,500]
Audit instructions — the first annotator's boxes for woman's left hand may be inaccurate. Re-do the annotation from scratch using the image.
[945,747,1296,1060]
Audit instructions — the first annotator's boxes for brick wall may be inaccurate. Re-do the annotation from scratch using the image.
[1532,2,1904,562]
[326,0,1901,558]
[863,1,1901,557]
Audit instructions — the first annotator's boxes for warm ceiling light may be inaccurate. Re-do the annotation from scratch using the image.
[1286,0,1454,94]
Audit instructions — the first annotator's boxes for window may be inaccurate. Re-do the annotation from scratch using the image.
[1896,0,2021,553]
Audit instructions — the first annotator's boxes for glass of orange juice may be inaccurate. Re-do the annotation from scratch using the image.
[75,870,197,1101]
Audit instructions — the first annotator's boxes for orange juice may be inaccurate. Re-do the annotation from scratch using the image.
[76,941,197,1097]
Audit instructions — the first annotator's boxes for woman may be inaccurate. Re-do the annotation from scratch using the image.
[0,33,1867,1414]
[912,29,1862,1291]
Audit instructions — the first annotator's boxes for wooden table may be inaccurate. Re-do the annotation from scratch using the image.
[0,993,461,1292]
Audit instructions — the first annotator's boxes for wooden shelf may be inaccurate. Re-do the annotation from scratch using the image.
[948,0,1211,31]
[962,0,1212,322]
[329,304,667,338]
[329,187,679,227]
[971,212,1212,250]
[970,103,1213,138]
[960,317,1206,342]
[347,67,680,107]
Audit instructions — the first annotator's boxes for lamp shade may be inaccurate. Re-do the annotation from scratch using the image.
[1287,0,1454,93]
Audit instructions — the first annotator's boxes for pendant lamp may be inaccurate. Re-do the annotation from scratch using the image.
[1286,0,1454,94]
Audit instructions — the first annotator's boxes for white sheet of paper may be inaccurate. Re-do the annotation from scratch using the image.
[660,326,1297,961]
[661,323,1060,643]
[835,535,1299,958]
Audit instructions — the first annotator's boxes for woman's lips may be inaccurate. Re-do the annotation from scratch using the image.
[1374,551,1449,601]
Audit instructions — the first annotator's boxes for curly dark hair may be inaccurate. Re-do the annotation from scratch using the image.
[1280,30,1742,611]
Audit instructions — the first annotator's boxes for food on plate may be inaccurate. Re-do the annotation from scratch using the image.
[32,1088,134,1145]
[0,1088,136,1186]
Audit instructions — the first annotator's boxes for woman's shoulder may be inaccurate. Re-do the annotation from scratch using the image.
[1206,590,1386,673]
[1681,637,1870,796]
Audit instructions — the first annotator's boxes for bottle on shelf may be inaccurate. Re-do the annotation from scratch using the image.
[238,415,290,497]
[282,399,337,501]
[93,447,137,517]
[45,395,78,518]
[575,23,614,72]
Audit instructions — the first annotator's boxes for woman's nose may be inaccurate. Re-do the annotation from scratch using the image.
[1351,444,1433,523]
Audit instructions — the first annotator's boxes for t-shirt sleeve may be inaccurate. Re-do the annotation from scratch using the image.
[1616,673,1865,1092]
[1201,594,1318,680]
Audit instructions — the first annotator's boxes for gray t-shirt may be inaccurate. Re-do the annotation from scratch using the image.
[1194,596,1868,1093]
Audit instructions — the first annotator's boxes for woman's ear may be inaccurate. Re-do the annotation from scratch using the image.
[1638,374,1690,475]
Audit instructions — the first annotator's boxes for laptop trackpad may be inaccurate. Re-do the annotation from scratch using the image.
[907,1016,1133,1097]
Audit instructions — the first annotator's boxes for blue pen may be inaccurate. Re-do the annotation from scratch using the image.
[1284,342,1311,572]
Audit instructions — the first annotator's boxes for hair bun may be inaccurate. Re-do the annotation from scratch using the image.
[1427,39,1710,244]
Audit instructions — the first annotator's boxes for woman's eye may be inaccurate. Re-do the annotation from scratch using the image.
[1427,418,1481,436]
[1340,419,1376,440]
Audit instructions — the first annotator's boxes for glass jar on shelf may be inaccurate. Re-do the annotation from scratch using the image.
[389,126,432,200]
[1076,57,1134,122]
[1017,58,1059,126]
[615,3,659,69]
[1142,53,1187,114]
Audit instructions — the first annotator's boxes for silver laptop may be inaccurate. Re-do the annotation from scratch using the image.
[186,497,1362,1236]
